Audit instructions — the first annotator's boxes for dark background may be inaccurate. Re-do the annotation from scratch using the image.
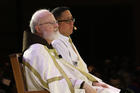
[0,0,140,92]
[0,0,138,64]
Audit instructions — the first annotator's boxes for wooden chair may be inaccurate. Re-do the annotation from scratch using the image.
[9,53,50,93]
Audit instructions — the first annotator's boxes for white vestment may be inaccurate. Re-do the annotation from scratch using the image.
[23,44,120,93]
[52,34,89,73]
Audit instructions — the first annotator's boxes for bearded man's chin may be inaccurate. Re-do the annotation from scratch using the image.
[43,31,59,41]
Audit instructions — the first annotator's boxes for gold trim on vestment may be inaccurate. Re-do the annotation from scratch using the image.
[23,62,64,90]
[44,46,74,93]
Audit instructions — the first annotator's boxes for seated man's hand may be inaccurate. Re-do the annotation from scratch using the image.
[83,82,97,93]
[92,82,108,88]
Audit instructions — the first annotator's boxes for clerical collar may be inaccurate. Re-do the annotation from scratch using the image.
[22,31,53,52]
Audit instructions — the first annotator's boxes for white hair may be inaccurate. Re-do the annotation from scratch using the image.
[29,9,50,33]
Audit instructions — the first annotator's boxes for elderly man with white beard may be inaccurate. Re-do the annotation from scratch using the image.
[22,9,97,93]
[22,9,120,93]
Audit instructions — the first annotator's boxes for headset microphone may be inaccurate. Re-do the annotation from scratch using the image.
[74,26,77,30]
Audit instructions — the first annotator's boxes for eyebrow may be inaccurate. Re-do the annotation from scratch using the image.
[60,16,73,20]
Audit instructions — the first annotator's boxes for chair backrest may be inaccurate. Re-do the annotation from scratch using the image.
[9,53,50,93]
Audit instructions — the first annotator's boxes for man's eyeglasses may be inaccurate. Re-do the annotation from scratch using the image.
[39,21,58,26]
[57,18,75,23]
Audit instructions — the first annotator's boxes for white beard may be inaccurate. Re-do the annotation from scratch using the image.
[43,30,59,41]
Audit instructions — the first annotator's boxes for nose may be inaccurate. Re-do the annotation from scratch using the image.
[54,22,59,28]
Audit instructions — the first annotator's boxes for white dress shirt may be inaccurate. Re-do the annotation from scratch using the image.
[52,34,79,66]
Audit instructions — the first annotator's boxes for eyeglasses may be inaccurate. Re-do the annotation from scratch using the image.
[57,18,75,23]
[39,21,58,26]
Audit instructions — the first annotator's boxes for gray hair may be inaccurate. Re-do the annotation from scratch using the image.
[29,9,50,33]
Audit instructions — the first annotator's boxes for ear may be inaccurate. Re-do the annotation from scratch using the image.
[35,25,42,34]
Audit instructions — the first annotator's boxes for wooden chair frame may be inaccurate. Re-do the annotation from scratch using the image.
[9,53,49,93]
